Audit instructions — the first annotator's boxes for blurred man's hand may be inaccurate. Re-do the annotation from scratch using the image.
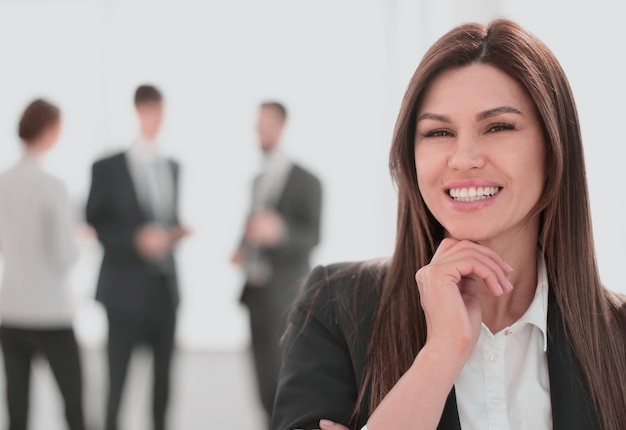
[245,209,286,247]
[230,249,245,266]
[76,224,97,245]
[171,225,192,243]
[135,224,174,259]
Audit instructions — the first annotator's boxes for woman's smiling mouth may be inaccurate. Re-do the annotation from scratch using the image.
[448,186,502,202]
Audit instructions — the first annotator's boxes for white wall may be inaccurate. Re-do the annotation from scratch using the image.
[498,0,626,298]
[0,0,624,351]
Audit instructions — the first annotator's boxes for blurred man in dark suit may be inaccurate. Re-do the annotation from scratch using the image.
[231,101,322,426]
[86,84,190,430]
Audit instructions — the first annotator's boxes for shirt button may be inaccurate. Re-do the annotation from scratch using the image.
[505,328,512,336]
[489,353,499,362]
[490,398,503,406]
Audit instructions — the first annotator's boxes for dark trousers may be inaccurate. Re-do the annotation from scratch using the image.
[105,307,176,430]
[244,290,286,421]
[0,326,85,430]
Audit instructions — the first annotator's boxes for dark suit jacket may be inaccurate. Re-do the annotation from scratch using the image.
[86,152,180,313]
[272,263,608,430]
[240,163,323,321]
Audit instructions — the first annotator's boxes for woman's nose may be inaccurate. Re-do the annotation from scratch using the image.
[447,136,486,171]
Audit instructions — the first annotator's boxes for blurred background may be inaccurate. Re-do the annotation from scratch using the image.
[0,0,624,428]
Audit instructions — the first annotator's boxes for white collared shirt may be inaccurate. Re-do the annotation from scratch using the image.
[0,155,79,327]
[454,253,551,429]
[244,148,293,286]
[253,147,293,210]
[126,137,175,224]
[362,254,551,430]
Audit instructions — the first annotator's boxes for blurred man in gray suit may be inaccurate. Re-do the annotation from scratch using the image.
[231,101,322,425]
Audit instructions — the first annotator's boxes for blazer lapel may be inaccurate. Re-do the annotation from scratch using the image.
[438,390,462,430]
[547,290,600,430]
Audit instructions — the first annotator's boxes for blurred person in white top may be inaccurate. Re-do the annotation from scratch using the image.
[0,99,86,430]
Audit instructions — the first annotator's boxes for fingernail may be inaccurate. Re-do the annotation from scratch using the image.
[504,262,514,273]
[320,419,335,428]
[505,278,514,292]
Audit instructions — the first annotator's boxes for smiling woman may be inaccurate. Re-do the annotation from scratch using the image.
[271,18,626,430]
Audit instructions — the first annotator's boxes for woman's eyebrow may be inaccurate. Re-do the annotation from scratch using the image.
[417,106,522,123]
[477,106,523,120]
[416,112,450,123]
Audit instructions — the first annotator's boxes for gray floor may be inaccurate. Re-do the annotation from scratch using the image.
[0,346,267,430]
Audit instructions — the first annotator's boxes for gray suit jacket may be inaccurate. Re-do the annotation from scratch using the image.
[240,163,323,321]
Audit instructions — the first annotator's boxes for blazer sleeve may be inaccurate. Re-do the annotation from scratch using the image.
[278,170,322,253]
[85,160,137,254]
[272,265,359,430]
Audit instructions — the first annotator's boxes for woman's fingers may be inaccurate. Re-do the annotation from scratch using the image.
[417,253,510,298]
[454,240,514,275]
[432,237,461,257]
[319,419,350,430]
[452,253,513,295]
[425,240,514,296]
[436,239,513,273]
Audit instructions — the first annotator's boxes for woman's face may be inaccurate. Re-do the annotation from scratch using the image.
[414,63,546,244]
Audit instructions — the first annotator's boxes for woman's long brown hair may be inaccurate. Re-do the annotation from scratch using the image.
[358,18,626,428]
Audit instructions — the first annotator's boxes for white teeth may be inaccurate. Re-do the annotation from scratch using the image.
[448,186,500,202]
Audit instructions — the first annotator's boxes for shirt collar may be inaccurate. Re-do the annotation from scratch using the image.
[262,147,290,172]
[129,136,160,163]
[514,251,549,351]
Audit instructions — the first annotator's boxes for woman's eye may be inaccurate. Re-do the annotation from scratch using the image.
[422,129,452,138]
[487,123,515,133]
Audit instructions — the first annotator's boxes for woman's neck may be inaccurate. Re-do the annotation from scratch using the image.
[474,223,540,333]
[24,144,47,160]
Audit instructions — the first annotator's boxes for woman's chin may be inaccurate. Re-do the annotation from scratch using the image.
[444,229,493,244]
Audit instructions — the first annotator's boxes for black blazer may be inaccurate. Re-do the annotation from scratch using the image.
[86,152,181,313]
[272,263,605,430]
[240,163,323,316]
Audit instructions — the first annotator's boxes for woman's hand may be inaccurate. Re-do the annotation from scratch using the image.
[416,238,513,361]
[364,239,514,430]
[318,419,350,430]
